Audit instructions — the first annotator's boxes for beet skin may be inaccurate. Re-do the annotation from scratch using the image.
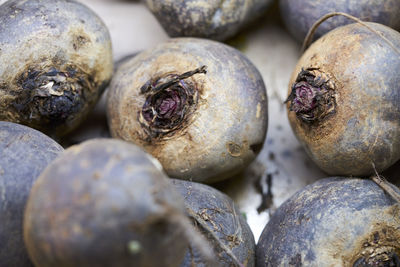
[107,38,268,183]
[286,22,400,176]
[172,179,255,266]
[256,177,400,266]
[280,0,400,42]
[0,0,113,137]
[0,121,63,267]
[24,139,190,267]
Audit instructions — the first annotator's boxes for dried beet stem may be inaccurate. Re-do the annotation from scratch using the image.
[150,65,206,94]
[185,207,245,267]
[301,12,400,55]
[371,163,400,203]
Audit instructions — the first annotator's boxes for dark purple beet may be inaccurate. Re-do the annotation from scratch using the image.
[256,177,400,266]
[280,0,400,42]
[172,179,255,267]
[23,139,216,267]
[0,121,63,267]
[145,0,273,41]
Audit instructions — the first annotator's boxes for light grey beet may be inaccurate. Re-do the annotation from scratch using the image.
[0,121,64,267]
[256,177,400,266]
[107,38,268,183]
[286,22,400,176]
[0,0,113,137]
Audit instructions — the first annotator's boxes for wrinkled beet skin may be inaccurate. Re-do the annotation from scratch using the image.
[24,139,188,267]
[107,38,268,183]
[172,179,255,267]
[146,0,273,41]
[0,121,63,267]
[287,22,400,176]
[0,0,113,137]
[256,177,400,266]
[280,0,400,42]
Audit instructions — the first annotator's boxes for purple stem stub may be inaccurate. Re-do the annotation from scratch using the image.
[139,66,207,141]
[291,81,319,113]
[286,68,336,123]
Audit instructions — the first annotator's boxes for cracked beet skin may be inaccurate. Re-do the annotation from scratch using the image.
[145,0,273,41]
[0,0,113,137]
[107,38,268,183]
[256,177,400,266]
[280,0,400,43]
[0,121,63,267]
[172,179,255,267]
[286,22,400,176]
[24,139,190,267]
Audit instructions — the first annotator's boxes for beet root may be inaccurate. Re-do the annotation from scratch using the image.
[172,179,255,267]
[285,22,400,176]
[0,0,113,137]
[23,139,192,267]
[0,121,63,267]
[280,0,400,42]
[107,38,268,183]
[145,0,273,41]
[256,177,400,266]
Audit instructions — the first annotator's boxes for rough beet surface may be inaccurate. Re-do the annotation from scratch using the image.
[107,38,268,183]
[286,22,400,176]
[145,0,273,41]
[0,0,113,137]
[256,177,400,266]
[172,179,255,267]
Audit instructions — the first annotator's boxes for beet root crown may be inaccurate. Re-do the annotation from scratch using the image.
[13,65,93,131]
[138,65,207,141]
[286,68,336,123]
